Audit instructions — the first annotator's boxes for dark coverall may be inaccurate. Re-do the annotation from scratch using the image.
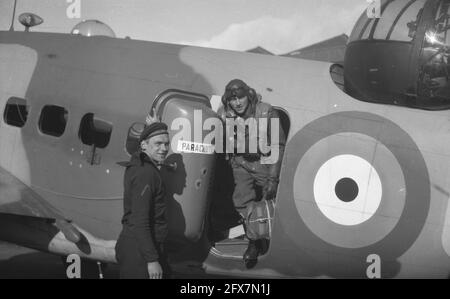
[218,99,286,217]
[115,152,168,279]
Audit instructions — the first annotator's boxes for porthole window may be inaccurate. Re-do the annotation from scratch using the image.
[3,97,29,128]
[79,113,112,149]
[39,105,68,137]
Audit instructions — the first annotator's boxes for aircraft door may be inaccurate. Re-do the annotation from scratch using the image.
[152,90,218,246]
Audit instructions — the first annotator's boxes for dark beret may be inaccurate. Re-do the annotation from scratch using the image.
[139,122,169,143]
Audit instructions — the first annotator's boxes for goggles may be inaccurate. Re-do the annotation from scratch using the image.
[226,87,247,101]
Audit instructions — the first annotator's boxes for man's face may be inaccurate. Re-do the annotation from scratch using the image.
[141,134,170,163]
[229,95,249,116]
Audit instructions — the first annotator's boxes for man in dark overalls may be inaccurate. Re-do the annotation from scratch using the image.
[218,79,286,266]
[115,122,170,279]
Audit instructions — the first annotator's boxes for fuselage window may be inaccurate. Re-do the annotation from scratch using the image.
[388,0,427,41]
[78,113,112,149]
[39,105,68,137]
[3,97,28,128]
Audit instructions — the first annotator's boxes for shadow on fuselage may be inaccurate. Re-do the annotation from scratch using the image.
[162,153,187,245]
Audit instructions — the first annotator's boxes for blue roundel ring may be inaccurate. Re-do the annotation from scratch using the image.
[278,111,430,260]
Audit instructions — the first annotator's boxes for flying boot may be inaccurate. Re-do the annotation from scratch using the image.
[243,239,260,268]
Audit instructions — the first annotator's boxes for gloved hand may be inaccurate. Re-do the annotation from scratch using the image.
[263,178,278,200]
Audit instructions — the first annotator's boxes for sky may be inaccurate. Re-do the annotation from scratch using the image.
[0,0,368,54]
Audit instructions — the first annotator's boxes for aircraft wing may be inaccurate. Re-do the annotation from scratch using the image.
[0,165,116,263]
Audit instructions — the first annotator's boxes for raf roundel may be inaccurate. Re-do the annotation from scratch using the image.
[292,131,406,249]
[312,154,383,227]
[278,111,430,261]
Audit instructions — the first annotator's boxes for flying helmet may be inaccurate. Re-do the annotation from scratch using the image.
[222,79,250,105]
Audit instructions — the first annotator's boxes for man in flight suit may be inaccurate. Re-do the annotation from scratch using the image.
[115,122,170,279]
[218,79,286,266]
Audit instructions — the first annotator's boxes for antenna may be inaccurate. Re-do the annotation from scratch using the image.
[9,0,18,31]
